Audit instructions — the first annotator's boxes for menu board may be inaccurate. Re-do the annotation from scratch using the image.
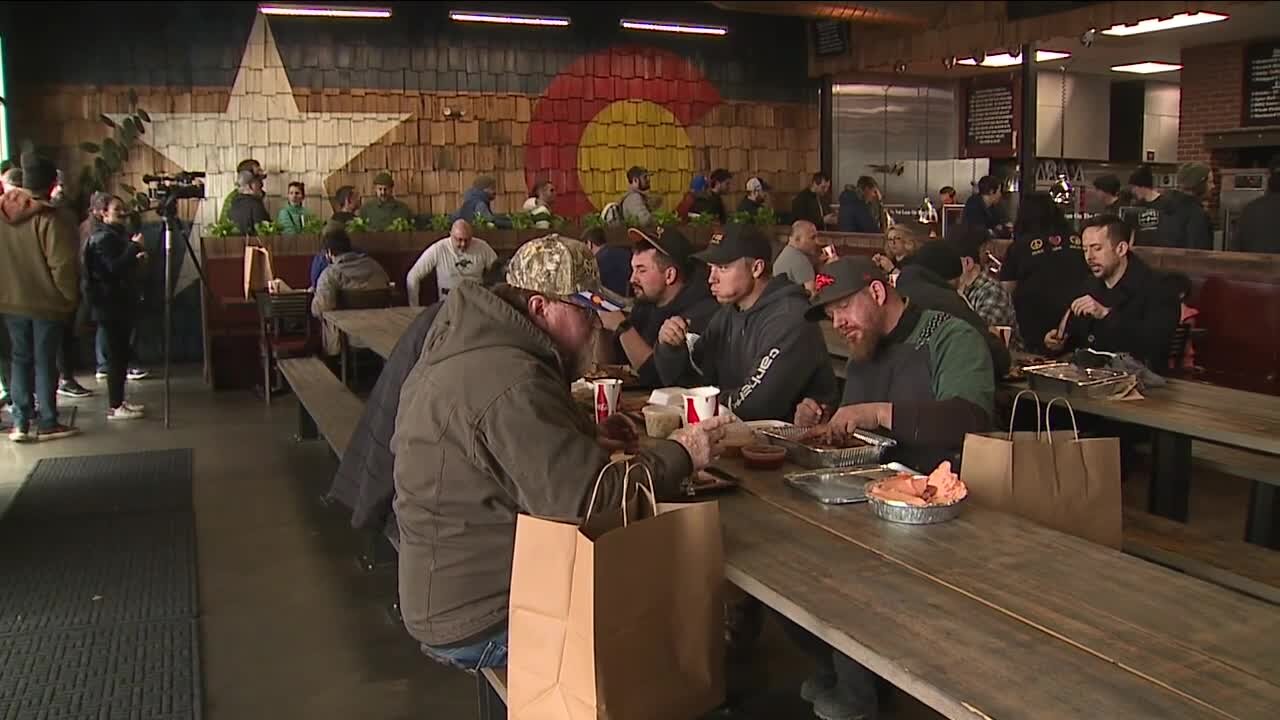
[1244,41,1280,126]
[962,78,1017,157]
[812,21,849,58]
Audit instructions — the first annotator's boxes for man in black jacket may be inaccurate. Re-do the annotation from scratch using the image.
[1237,163,1280,254]
[791,173,836,228]
[1045,215,1180,371]
[598,227,717,388]
[654,224,838,421]
[837,176,882,233]
[689,168,730,223]
[227,169,270,235]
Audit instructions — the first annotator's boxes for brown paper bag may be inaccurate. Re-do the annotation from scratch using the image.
[508,461,725,720]
[243,244,274,299]
[961,392,1122,548]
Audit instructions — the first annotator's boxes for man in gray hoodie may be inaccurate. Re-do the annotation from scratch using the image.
[654,223,838,421]
[311,229,391,356]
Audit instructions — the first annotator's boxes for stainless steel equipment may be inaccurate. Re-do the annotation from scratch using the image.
[1219,168,1270,251]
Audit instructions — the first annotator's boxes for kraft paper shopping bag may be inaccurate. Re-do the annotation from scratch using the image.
[962,392,1123,548]
[243,244,275,299]
[508,461,725,720]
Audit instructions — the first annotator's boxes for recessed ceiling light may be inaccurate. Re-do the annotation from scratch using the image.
[258,4,392,18]
[957,50,1071,68]
[1101,12,1228,37]
[448,11,570,27]
[1111,62,1183,74]
[619,19,728,36]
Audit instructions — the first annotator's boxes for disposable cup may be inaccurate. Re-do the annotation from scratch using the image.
[642,405,683,439]
[683,387,720,425]
[591,379,623,424]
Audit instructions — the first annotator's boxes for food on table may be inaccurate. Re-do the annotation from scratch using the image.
[581,365,639,385]
[866,461,968,507]
[719,422,756,457]
[741,443,787,470]
[796,424,868,450]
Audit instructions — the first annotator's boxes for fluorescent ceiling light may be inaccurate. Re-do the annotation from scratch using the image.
[1101,12,1228,37]
[957,50,1071,68]
[258,4,391,18]
[449,11,570,27]
[1111,61,1183,74]
[620,19,727,36]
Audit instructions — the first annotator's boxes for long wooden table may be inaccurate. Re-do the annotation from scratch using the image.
[824,323,1280,546]
[323,306,426,367]
[329,309,1280,718]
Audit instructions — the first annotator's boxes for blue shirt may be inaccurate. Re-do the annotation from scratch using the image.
[595,245,633,297]
[962,194,1000,232]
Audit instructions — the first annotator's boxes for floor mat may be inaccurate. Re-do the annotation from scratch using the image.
[0,619,201,720]
[4,449,194,519]
[0,448,201,718]
[0,514,197,636]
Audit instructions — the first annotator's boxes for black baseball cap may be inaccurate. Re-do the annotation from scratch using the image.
[627,166,649,182]
[805,257,888,321]
[694,224,772,266]
[629,226,696,268]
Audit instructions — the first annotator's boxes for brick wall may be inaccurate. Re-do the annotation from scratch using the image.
[5,3,818,228]
[1178,42,1245,212]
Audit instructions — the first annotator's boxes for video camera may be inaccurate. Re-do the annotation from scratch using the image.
[143,171,207,202]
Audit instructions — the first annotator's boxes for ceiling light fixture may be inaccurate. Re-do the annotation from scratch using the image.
[258,3,392,18]
[619,19,728,36]
[957,50,1071,68]
[448,11,570,27]
[1111,61,1183,74]
[1101,12,1228,37]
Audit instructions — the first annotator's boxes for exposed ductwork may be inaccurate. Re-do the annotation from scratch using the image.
[708,1,949,27]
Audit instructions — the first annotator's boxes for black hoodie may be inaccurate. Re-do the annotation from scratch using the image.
[1138,190,1212,250]
[655,276,838,421]
[1064,253,1180,372]
[627,272,718,388]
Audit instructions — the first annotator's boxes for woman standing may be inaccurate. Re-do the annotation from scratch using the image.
[83,194,146,420]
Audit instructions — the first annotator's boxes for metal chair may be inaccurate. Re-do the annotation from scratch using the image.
[256,289,314,406]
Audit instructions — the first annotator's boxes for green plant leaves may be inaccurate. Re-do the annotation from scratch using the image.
[99,114,117,129]
[135,108,151,123]
[80,142,101,154]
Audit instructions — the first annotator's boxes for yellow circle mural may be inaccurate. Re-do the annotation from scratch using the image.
[577,100,694,215]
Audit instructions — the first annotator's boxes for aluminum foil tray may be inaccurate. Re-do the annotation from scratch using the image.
[759,425,896,469]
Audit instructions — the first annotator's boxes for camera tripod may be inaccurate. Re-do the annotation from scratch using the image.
[152,194,211,429]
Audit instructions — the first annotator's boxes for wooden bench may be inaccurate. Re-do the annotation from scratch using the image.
[1124,508,1280,605]
[276,357,363,458]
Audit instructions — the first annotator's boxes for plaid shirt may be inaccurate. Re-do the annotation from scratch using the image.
[962,273,1022,349]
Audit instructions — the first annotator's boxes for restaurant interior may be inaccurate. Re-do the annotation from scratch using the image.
[0,1,1278,719]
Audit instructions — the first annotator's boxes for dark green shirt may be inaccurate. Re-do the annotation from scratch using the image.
[358,197,412,231]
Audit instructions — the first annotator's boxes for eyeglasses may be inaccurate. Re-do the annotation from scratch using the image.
[563,300,600,326]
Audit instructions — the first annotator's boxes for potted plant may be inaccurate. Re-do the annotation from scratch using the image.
[686,212,718,249]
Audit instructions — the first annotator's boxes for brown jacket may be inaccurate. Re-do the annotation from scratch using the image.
[391,281,693,646]
[0,188,79,321]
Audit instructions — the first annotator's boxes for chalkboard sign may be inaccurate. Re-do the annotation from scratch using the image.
[1244,40,1280,126]
[966,84,1015,149]
[812,21,849,58]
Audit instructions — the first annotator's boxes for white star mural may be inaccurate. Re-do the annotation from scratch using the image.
[115,13,410,232]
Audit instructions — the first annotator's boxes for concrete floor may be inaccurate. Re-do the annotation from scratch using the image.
[1,368,1266,719]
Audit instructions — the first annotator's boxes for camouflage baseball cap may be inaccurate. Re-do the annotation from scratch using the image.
[506,234,622,311]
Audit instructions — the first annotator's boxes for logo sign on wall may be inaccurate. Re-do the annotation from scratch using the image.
[524,46,722,217]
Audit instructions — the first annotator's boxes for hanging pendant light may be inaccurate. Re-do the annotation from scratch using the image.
[917,196,938,224]
[1050,174,1074,206]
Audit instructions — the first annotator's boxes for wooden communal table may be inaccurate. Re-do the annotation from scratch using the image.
[824,326,1280,546]
[716,456,1280,720]
[323,306,426,371]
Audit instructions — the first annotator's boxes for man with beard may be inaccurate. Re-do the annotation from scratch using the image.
[620,166,659,227]
[1044,215,1180,371]
[789,256,992,720]
[654,224,837,422]
[392,235,731,670]
[598,227,717,388]
[797,256,994,471]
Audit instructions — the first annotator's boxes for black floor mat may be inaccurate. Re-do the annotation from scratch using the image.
[0,619,201,720]
[0,514,197,636]
[0,449,201,718]
[4,449,194,519]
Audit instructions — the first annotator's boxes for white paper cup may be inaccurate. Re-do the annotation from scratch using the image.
[591,379,623,424]
[642,405,683,439]
[683,387,720,425]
